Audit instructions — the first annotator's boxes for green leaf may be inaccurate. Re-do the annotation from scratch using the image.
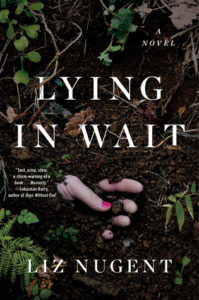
[175,192,183,198]
[61,154,69,160]
[0,9,9,23]
[54,79,63,86]
[5,210,11,216]
[63,232,68,239]
[34,296,40,300]
[15,3,24,15]
[40,289,52,299]
[191,183,196,194]
[11,19,18,25]
[111,18,120,29]
[14,35,29,51]
[162,204,173,208]
[27,51,41,63]
[56,228,62,235]
[176,200,184,231]
[109,5,115,11]
[185,195,194,219]
[17,215,24,224]
[168,195,176,203]
[6,23,14,38]
[98,52,112,66]
[182,256,191,268]
[110,45,121,52]
[25,212,39,224]
[174,277,183,285]
[32,283,39,296]
[14,69,29,85]
[29,3,44,11]
[24,24,40,39]
[129,24,137,33]
[1,0,7,9]
[166,205,173,225]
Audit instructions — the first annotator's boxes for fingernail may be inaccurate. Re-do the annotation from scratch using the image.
[102,201,112,208]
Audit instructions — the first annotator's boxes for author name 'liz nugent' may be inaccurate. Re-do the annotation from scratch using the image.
[28,259,172,274]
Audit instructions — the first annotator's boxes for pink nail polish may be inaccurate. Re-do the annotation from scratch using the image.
[102,201,112,208]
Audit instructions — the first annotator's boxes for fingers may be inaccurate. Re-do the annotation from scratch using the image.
[98,178,143,194]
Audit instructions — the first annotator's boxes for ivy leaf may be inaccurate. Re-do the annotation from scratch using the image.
[14,69,29,85]
[29,2,44,11]
[0,9,9,23]
[185,195,194,219]
[176,200,184,231]
[24,24,40,39]
[15,3,24,15]
[98,52,112,66]
[27,51,41,63]
[14,35,29,51]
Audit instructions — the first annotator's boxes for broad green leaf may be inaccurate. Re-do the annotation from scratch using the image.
[15,3,24,15]
[185,195,194,219]
[14,35,29,51]
[166,205,173,225]
[1,0,7,9]
[168,195,176,202]
[176,200,184,231]
[7,23,14,38]
[14,69,29,85]
[174,277,183,285]
[40,288,52,299]
[21,209,28,215]
[182,256,191,268]
[25,212,39,224]
[27,51,41,63]
[34,296,40,300]
[24,24,40,39]
[0,9,9,23]
[29,3,44,11]
[175,192,183,198]
[191,183,196,194]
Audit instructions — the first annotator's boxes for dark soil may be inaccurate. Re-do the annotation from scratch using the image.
[0,1,198,300]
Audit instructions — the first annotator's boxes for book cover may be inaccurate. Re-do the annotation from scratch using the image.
[0,0,198,299]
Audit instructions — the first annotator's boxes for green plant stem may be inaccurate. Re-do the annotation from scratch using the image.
[103,34,114,54]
